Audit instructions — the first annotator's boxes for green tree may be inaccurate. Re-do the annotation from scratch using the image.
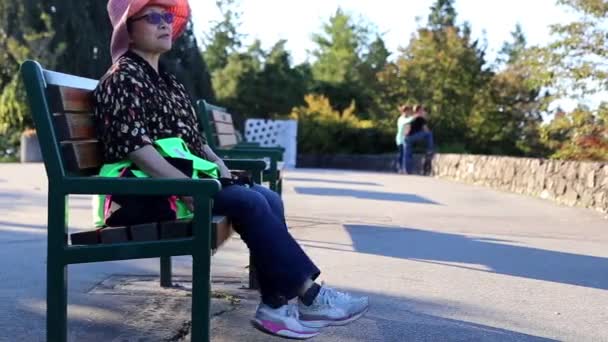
[428,0,457,30]
[311,8,364,85]
[360,34,391,120]
[544,0,608,97]
[309,8,383,116]
[529,0,608,160]
[364,35,391,73]
[202,0,243,73]
[467,25,549,156]
[0,1,63,134]
[213,40,308,123]
[41,0,112,78]
[212,49,259,121]
[162,22,215,101]
[541,105,608,161]
[257,40,309,116]
[498,23,527,65]
[384,0,488,149]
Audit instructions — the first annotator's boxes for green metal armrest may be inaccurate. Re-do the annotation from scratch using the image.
[216,148,283,161]
[236,146,285,154]
[217,150,282,193]
[224,159,267,172]
[236,142,261,147]
[236,142,285,154]
[62,177,221,196]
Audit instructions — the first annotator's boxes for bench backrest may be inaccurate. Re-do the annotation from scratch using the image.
[21,60,102,180]
[196,100,238,149]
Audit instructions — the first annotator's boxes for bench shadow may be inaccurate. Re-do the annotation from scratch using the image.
[294,187,439,205]
[15,283,559,342]
[330,288,559,342]
[301,225,608,290]
[285,177,382,187]
[0,191,46,211]
[0,220,47,230]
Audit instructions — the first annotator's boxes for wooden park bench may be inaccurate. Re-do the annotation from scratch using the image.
[197,100,285,194]
[21,60,265,342]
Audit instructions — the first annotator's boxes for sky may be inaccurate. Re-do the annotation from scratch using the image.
[190,0,577,65]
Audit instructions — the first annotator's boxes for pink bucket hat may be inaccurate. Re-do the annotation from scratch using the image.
[107,0,191,62]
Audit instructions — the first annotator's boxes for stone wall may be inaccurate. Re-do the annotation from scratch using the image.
[297,153,608,213]
[432,154,608,214]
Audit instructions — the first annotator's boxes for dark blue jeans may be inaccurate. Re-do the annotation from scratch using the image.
[396,144,405,172]
[404,131,434,174]
[212,184,320,305]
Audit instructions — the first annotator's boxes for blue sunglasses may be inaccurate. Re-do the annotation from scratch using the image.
[130,12,175,25]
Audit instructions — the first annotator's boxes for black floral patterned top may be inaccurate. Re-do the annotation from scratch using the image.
[93,50,208,163]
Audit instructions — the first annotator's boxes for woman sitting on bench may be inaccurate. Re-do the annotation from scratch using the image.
[95,0,369,339]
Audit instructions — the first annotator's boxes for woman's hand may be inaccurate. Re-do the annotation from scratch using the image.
[217,161,232,179]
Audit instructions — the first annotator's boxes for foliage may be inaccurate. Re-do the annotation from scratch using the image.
[0,1,63,134]
[1,0,606,161]
[202,0,243,73]
[378,0,489,149]
[289,94,393,154]
[540,105,608,161]
[543,0,608,97]
[309,9,389,117]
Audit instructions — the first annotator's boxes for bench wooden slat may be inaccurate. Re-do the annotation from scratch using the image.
[214,122,235,135]
[130,223,159,241]
[160,220,191,239]
[211,110,233,124]
[48,85,94,113]
[70,216,233,249]
[100,226,130,243]
[54,113,96,141]
[61,140,103,172]
[217,134,238,147]
[70,229,101,245]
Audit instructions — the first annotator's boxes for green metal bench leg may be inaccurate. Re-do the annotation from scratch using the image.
[277,178,283,196]
[191,255,212,342]
[47,258,68,341]
[269,178,278,192]
[269,160,278,193]
[47,189,68,342]
[191,200,213,342]
[160,256,172,287]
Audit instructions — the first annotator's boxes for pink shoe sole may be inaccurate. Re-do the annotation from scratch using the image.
[252,319,320,340]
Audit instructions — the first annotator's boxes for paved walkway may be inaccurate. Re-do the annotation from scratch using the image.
[1,164,607,341]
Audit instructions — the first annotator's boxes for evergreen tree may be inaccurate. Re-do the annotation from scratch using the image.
[384,0,488,148]
[310,8,386,116]
[202,0,243,73]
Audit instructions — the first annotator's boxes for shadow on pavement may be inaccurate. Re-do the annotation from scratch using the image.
[294,187,440,205]
[301,224,608,290]
[207,285,558,341]
[285,177,382,187]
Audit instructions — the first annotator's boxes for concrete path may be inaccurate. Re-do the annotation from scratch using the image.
[1,164,607,341]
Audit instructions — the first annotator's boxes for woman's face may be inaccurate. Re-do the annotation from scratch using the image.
[129,5,173,54]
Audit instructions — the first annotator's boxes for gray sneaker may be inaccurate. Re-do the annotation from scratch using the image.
[252,303,320,339]
[298,286,369,328]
